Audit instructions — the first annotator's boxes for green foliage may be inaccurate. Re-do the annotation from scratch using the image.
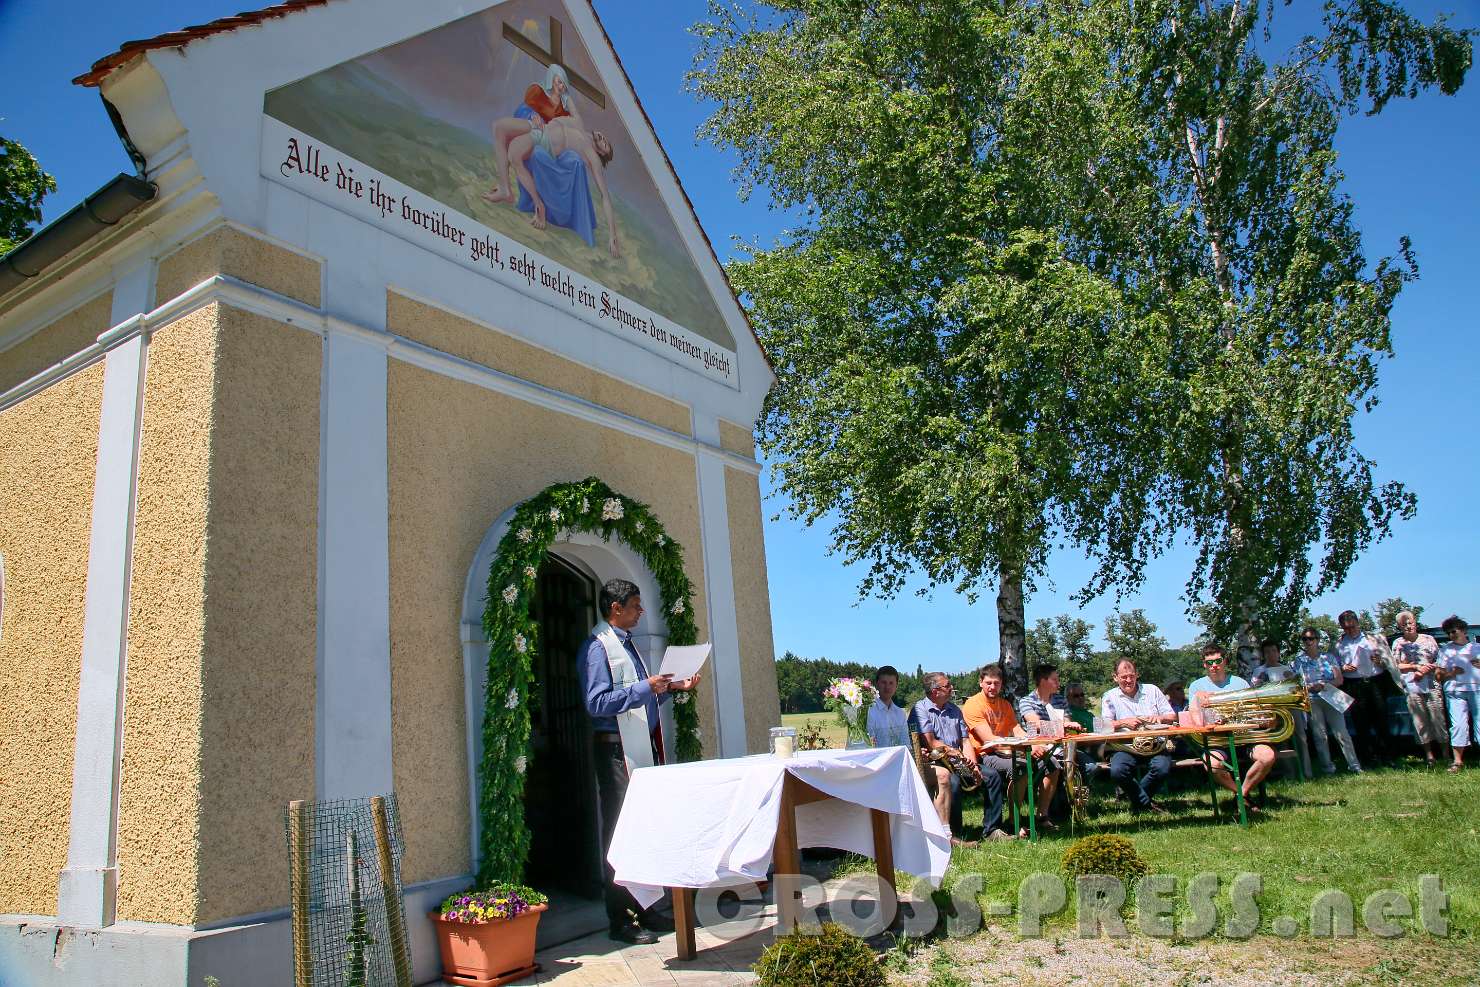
[689,0,1471,660]
[1373,597,1424,637]
[0,137,55,254]
[478,477,701,886]
[926,948,970,987]
[1060,834,1150,886]
[344,855,374,987]
[753,923,886,987]
[775,652,886,713]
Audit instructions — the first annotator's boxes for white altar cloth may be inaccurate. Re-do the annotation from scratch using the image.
[608,746,951,908]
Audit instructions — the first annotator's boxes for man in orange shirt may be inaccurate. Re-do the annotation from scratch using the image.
[961,664,1032,840]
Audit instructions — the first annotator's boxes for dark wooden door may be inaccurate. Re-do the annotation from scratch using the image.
[524,553,602,897]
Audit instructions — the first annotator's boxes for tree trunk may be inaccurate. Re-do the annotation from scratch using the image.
[996,565,1026,697]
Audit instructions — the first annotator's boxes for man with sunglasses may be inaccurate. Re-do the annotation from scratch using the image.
[1190,643,1278,806]
[914,671,980,846]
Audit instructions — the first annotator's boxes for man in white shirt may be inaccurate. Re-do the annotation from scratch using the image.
[1100,658,1175,814]
[1335,609,1396,763]
[1190,643,1277,804]
[866,664,910,748]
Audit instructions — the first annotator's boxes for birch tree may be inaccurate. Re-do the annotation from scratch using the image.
[691,0,1470,680]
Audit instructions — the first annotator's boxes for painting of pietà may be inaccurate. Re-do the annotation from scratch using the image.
[263,0,734,349]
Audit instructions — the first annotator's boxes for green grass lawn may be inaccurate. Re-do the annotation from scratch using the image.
[923,760,1479,940]
[854,761,1480,984]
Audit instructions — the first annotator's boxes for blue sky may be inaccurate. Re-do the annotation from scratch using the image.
[4,0,1476,671]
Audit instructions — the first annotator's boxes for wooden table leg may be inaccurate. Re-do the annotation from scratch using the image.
[869,808,895,894]
[772,777,801,938]
[671,887,696,960]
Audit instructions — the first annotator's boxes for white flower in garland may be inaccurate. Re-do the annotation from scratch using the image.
[514,755,527,775]
[549,507,562,523]
[635,520,645,533]
[516,527,533,543]
[523,564,537,580]
[673,690,691,705]
[602,498,624,521]
[505,687,519,709]
[656,535,666,547]
[581,497,590,514]
[502,584,518,605]
[513,633,527,653]
[671,599,686,616]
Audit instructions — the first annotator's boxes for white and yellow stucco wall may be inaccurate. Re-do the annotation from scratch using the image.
[0,2,778,984]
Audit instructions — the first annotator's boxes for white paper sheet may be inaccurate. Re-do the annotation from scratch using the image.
[658,642,712,681]
[1317,686,1355,712]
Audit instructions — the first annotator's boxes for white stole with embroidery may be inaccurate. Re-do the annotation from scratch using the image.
[594,621,669,775]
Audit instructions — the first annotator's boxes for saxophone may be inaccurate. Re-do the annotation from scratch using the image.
[1185,678,1310,749]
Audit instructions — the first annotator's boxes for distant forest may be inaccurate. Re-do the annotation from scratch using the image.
[774,600,1424,712]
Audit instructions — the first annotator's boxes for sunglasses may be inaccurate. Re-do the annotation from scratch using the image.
[1203,657,1224,666]
[1301,636,1317,642]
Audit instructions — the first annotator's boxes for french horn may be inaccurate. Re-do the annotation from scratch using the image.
[1185,678,1310,748]
[926,746,982,792]
[1061,738,1090,824]
[1104,733,1173,756]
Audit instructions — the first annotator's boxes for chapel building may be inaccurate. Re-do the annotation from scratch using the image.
[0,1,779,982]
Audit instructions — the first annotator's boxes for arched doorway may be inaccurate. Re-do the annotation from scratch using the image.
[460,509,673,882]
[523,553,602,896]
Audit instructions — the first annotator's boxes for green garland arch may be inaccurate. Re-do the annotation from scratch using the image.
[477,476,702,886]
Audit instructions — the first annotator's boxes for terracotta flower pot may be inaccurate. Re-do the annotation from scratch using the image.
[430,903,547,986]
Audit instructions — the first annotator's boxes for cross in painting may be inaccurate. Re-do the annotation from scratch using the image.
[502,16,607,109]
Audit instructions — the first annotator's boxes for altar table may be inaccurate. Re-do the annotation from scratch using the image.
[606,746,951,959]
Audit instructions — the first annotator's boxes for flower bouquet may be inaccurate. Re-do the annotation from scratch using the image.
[431,883,548,984]
[823,677,878,748]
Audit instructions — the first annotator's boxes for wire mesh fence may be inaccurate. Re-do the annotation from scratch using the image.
[284,795,413,987]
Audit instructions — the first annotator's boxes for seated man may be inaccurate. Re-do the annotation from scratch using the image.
[912,672,979,847]
[1251,637,1310,779]
[1015,663,1068,831]
[1063,682,1103,777]
[1100,658,1176,814]
[1190,643,1277,807]
[961,664,1034,839]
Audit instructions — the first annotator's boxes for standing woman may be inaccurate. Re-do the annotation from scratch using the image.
[1392,611,1447,767]
[1293,628,1362,775]
[1438,616,1480,773]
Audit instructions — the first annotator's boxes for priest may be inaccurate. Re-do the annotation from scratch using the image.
[580,577,702,944]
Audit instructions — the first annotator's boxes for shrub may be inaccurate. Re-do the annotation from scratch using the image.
[753,922,886,987]
[1060,834,1150,885]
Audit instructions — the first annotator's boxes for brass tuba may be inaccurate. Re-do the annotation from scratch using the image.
[1185,678,1310,748]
